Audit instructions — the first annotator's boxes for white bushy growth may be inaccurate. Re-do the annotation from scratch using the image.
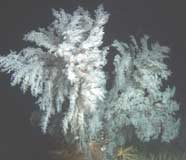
[104,36,180,150]
[100,36,180,159]
[0,5,109,138]
[0,5,181,160]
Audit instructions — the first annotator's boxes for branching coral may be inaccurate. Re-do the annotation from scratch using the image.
[0,5,181,160]
[102,36,180,159]
[0,5,109,147]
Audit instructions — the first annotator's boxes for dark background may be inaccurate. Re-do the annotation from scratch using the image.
[0,0,186,159]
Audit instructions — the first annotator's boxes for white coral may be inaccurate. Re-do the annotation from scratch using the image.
[104,36,180,158]
[0,6,181,160]
[0,5,109,137]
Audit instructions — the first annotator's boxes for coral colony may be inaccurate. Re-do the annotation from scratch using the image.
[0,5,180,160]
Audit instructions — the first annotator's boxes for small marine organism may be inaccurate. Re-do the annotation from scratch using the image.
[115,146,137,160]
